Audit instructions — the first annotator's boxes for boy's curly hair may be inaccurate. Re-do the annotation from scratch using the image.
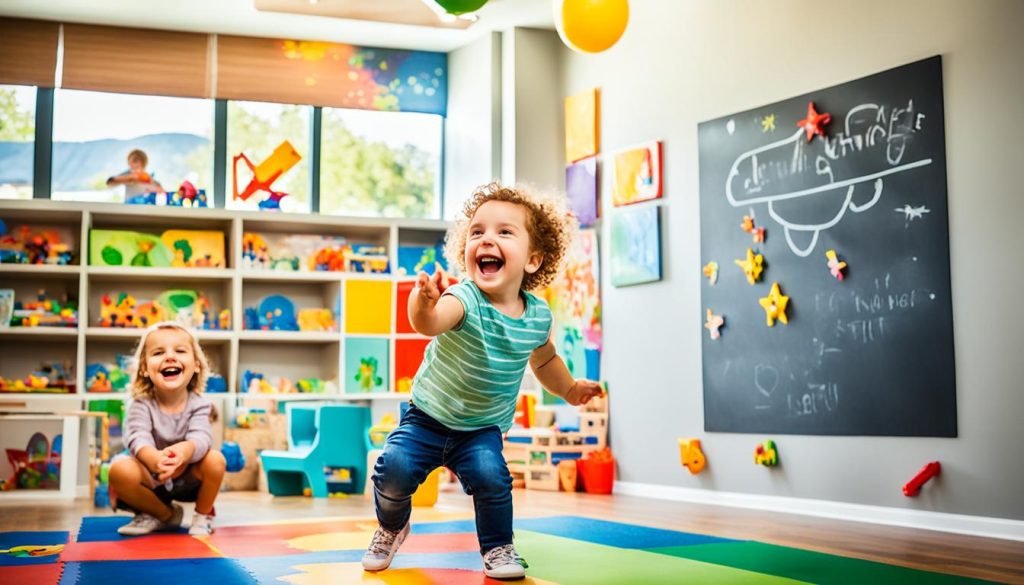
[445,182,578,291]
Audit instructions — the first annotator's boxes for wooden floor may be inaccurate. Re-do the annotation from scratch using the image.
[1,486,1021,583]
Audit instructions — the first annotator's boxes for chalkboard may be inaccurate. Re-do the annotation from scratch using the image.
[698,56,956,436]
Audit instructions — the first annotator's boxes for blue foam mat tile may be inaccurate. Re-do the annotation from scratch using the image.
[0,531,68,566]
[236,550,482,583]
[66,558,256,585]
[410,519,478,534]
[75,516,187,542]
[513,516,738,549]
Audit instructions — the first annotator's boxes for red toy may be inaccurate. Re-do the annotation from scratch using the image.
[903,461,941,496]
[797,101,832,142]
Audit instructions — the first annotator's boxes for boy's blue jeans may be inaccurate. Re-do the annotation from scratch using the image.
[372,404,513,553]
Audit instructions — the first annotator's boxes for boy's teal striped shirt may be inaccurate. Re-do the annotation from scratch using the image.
[411,280,553,433]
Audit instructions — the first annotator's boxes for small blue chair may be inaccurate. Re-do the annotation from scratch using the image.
[260,404,373,497]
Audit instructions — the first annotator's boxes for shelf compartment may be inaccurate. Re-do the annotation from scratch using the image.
[237,342,339,393]
[241,280,339,334]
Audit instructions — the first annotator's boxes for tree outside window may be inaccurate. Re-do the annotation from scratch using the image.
[0,85,37,200]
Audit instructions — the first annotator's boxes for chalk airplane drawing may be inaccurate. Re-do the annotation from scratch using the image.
[725,101,932,257]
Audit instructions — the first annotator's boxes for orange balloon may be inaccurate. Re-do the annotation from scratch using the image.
[557,0,629,54]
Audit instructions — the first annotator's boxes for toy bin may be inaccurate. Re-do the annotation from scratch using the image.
[578,456,615,494]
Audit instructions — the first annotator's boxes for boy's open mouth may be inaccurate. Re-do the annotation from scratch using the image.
[160,367,183,379]
[477,255,504,275]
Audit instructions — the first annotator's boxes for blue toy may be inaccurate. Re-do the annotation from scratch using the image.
[221,441,246,473]
[245,295,298,331]
[206,373,227,393]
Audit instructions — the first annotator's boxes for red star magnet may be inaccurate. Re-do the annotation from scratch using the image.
[797,101,831,142]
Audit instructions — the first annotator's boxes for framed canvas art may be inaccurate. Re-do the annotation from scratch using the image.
[610,141,663,207]
[610,205,662,286]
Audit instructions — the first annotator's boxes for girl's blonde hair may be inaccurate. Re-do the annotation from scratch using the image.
[445,182,578,292]
[128,321,210,400]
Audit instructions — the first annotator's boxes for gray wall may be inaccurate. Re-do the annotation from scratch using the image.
[543,0,1024,521]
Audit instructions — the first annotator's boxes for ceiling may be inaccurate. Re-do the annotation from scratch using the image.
[0,0,555,52]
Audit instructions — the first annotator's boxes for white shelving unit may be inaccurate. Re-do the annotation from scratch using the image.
[0,200,450,497]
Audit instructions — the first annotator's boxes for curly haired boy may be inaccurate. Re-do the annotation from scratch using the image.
[363,183,604,579]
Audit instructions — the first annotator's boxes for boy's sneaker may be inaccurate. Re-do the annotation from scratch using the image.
[483,543,528,579]
[117,503,183,536]
[189,510,215,536]
[361,523,410,571]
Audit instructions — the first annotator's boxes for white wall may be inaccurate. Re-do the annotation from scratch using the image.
[550,0,1024,521]
[443,32,502,219]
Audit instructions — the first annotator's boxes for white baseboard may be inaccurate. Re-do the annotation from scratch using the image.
[614,481,1024,542]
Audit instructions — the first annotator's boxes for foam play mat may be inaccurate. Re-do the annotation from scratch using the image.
[0,513,994,584]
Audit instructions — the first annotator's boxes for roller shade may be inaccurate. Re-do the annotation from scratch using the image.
[217,35,447,115]
[62,23,211,98]
[0,18,59,87]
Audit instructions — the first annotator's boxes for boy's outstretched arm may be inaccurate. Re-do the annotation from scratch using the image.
[409,264,464,337]
[529,336,604,406]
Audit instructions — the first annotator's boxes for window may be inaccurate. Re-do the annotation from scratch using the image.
[227,101,311,213]
[51,89,213,202]
[0,85,37,200]
[320,108,442,219]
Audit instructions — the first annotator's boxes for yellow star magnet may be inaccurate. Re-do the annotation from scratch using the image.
[759,282,789,326]
[734,248,764,285]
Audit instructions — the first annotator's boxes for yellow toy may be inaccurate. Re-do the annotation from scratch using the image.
[702,261,718,285]
[369,413,398,448]
[758,282,790,326]
[678,438,706,474]
[298,308,335,332]
[734,248,764,285]
[233,140,302,208]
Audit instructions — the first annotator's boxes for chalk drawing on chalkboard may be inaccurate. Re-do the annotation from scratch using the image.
[725,101,934,257]
[895,204,930,225]
[761,114,776,133]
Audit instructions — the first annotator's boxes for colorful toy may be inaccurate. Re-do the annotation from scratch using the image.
[221,441,246,473]
[704,309,724,340]
[233,140,302,210]
[797,101,832,142]
[740,214,767,244]
[734,248,764,285]
[3,432,60,490]
[0,543,65,558]
[242,233,271,269]
[826,249,847,281]
[296,378,326,394]
[397,243,447,276]
[754,439,779,466]
[514,394,537,428]
[98,290,226,330]
[758,283,790,327]
[0,362,75,393]
[903,461,941,497]
[678,438,706,475]
[162,230,225,268]
[368,413,398,448]
[355,357,384,391]
[298,308,336,332]
[0,223,75,265]
[245,295,299,331]
[702,261,718,285]
[11,289,78,327]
